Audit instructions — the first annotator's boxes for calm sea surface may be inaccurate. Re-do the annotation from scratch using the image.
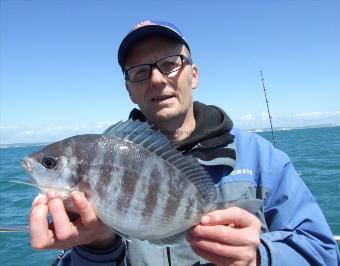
[0,126,339,265]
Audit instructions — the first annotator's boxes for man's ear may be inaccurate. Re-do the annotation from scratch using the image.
[125,82,138,104]
[191,64,199,90]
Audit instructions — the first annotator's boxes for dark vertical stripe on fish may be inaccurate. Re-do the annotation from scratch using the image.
[184,197,195,220]
[141,167,161,218]
[94,149,116,199]
[116,168,139,213]
[163,177,185,219]
[73,136,98,183]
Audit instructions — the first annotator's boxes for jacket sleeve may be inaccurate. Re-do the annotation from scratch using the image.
[54,236,127,266]
[258,160,340,265]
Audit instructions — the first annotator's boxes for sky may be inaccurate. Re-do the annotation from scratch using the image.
[1,0,340,144]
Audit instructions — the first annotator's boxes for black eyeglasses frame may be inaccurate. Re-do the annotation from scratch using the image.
[123,54,192,83]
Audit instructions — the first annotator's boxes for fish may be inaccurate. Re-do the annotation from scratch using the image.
[21,119,261,246]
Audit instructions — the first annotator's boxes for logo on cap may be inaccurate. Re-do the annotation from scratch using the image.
[132,20,156,30]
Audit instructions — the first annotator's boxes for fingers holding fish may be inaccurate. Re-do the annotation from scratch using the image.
[189,207,261,244]
[70,191,97,227]
[69,192,119,250]
[49,190,117,250]
[68,191,119,250]
[29,188,117,250]
[30,190,79,249]
[30,191,109,249]
[31,193,48,208]
[187,207,260,265]
[29,195,55,249]
[46,191,78,242]
[188,233,258,263]
[189,224,245,246]
[200,207,259,228]
[29,197,73,248]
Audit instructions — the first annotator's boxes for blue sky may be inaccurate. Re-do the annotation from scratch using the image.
[1,1,339,144]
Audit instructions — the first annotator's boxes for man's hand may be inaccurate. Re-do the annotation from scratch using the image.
[187,207,261,266]
[29,191,117,250]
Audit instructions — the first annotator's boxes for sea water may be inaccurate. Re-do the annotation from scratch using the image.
[0,126,339,265]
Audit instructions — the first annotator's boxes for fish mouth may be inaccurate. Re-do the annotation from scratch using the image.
[21,157,33,172]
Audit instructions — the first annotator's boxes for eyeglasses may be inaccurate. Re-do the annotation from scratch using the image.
[124,54,192,82]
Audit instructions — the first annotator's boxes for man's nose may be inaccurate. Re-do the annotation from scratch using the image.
[149,66,166,85]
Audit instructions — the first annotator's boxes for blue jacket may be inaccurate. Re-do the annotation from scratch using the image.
[55,128,339,265]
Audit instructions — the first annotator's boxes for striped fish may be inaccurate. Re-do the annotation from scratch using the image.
[21,119,261,246]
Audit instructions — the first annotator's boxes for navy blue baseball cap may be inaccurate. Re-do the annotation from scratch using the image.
[118,20,190,69]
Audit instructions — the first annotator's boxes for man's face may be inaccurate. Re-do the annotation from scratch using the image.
[124,37,198,125]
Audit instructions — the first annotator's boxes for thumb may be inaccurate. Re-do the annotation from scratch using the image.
[200,207,255,227]
[71,191,98,226]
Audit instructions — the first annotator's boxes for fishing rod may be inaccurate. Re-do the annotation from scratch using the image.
[260,70,276,147]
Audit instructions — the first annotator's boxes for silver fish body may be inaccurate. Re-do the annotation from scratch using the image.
[22,120,219,245]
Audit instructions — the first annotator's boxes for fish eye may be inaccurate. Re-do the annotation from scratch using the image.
[42,156,57,169]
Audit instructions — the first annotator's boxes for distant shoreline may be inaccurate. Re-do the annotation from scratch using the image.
[248,124,339,133]
[0,142,51,149]
[1,124,339,148]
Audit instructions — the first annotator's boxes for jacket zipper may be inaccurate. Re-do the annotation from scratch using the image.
[166,247,171,266]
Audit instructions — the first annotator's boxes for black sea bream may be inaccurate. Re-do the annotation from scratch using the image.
[21,120,260,246]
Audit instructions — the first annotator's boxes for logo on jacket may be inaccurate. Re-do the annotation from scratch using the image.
[230,168,253,175]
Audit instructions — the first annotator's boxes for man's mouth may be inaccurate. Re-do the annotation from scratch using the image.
[151,95,174,101]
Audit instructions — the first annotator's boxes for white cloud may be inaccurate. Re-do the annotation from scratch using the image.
[240,114,256,121]
[0,121,116,144]
[19,130,35,136]
[1,111,340,144]
[235,111,340,129]
[93,121,116,130]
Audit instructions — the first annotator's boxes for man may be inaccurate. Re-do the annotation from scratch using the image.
[30,20,339,265]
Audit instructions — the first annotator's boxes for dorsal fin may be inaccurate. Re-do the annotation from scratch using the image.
[103,119,216,203]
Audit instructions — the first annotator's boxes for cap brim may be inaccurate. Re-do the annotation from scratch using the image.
[118,25,189,68]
